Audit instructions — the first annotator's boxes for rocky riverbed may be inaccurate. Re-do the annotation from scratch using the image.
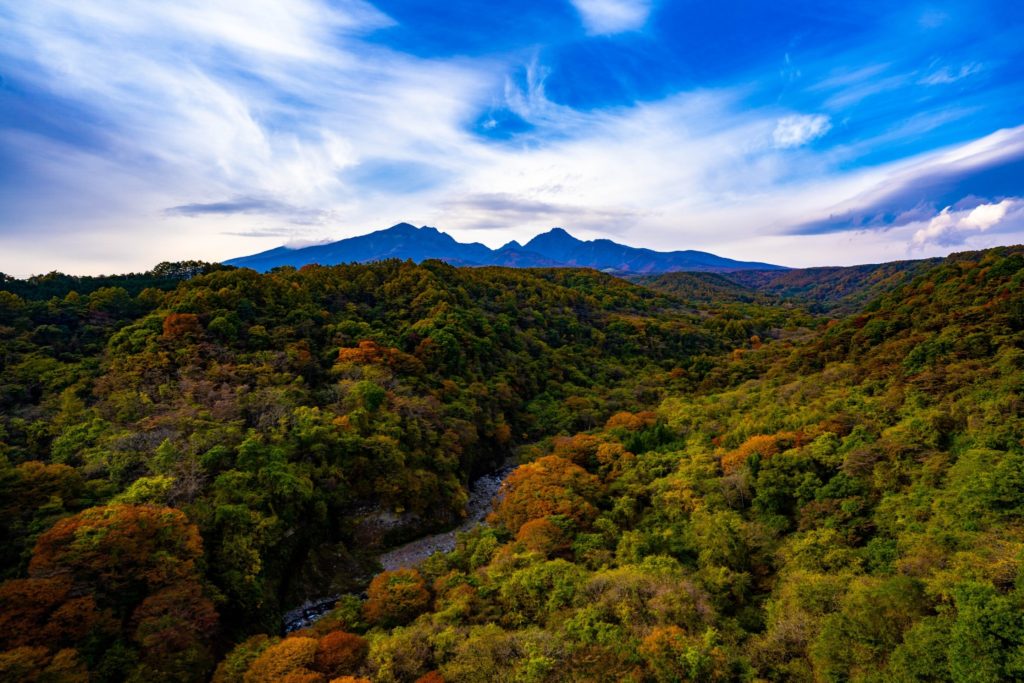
[283,464,514,632]
[378,466,512,571]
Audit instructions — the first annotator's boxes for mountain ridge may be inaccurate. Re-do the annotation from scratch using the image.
[224,223,787,273]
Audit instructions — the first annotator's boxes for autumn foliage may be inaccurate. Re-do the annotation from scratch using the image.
[2,247,1024,680]
[0,645,88,682]
[515,517,570,555]
[363,569,431,627]
[30,504,204,594]
[314,631,369,678]
[243,636,320,682]
[0,577,106,649]
[162,312,203,339]
[640,625,728,682]
[490,455,601,533]
[720,432,798,475]
[414,672,446,683]
[0,504,216,681]
[226,622,373,681]
[605,410,657,431]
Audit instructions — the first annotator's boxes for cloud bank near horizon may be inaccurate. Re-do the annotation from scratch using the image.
[1,0,1023,276]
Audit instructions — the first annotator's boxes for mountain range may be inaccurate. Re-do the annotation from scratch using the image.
[224,223,787,273]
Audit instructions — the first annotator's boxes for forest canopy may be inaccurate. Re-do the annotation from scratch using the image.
[1,246,1023,681]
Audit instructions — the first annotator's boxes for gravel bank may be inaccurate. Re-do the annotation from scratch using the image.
[378,466,512,571]
[283,465,513,632]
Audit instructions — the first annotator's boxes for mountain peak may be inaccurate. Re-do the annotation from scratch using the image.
[541,227,579,240]
[523,227,585,261]
[225,223,787,273]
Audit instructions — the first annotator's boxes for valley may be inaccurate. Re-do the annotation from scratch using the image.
[0,245,1022,681]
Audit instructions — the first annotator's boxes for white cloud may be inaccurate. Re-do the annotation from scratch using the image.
[772,114,832,149]
[790,124,1024,235]
[0,0,1021,276]
[0,0,494,273]
[568,0,652,35]
[911,199,1024,247]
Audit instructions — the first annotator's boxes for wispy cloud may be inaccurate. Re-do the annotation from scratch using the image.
[822,73,913,109]
[773,114,832,149]
[0,0,1021,275]
[220,227,307,238]
[919,62,984,86]
[166,197,321,220]
[440,193,643,231]
[568,0,652,35]
[0,0,491,270]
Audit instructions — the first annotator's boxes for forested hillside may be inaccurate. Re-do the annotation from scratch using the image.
[728,259,943,314]
[0,260,730,680]
[630,272,764,306]
[1,247,1022,681]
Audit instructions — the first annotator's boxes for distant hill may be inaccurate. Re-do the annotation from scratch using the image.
[630,271,764,306]
[724,259,941,313]
[0,261,223,300]
[637,258,943,313]
[224,223,787,273]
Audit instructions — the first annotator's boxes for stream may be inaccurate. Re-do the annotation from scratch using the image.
[283,465,514,632]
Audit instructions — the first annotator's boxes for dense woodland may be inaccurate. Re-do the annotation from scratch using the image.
[0,246,1022,681]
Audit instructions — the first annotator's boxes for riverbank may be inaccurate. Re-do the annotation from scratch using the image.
[283,464,514,632]
[377,465,513,570]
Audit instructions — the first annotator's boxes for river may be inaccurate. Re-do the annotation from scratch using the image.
[283,464,514,632]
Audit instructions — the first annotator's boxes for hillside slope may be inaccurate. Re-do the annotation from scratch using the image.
[213,245,1024,682]
[1,246,1021,682]
[0,259,725,679]
[725,258,942,313]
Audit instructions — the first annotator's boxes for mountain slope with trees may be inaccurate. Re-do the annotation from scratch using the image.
[0,245,1021,681]
[0,259,728,680]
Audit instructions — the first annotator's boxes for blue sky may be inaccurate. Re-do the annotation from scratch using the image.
[1,0,1023,274]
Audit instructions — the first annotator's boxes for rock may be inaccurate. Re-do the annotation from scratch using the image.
[283,595,341,633]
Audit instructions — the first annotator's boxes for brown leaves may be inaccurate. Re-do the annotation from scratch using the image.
[515,518,570,556]
[162,312,203,340]
[605,411,657,431]
[0,504,218,680]
[0,577,108,649]
[314,631,369,678]
[243,637,320,683]
[363,569,431,627]
[490,455,600,533]
[29,504,204,596]
[132,582,218,657]
[720,432,798,475]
